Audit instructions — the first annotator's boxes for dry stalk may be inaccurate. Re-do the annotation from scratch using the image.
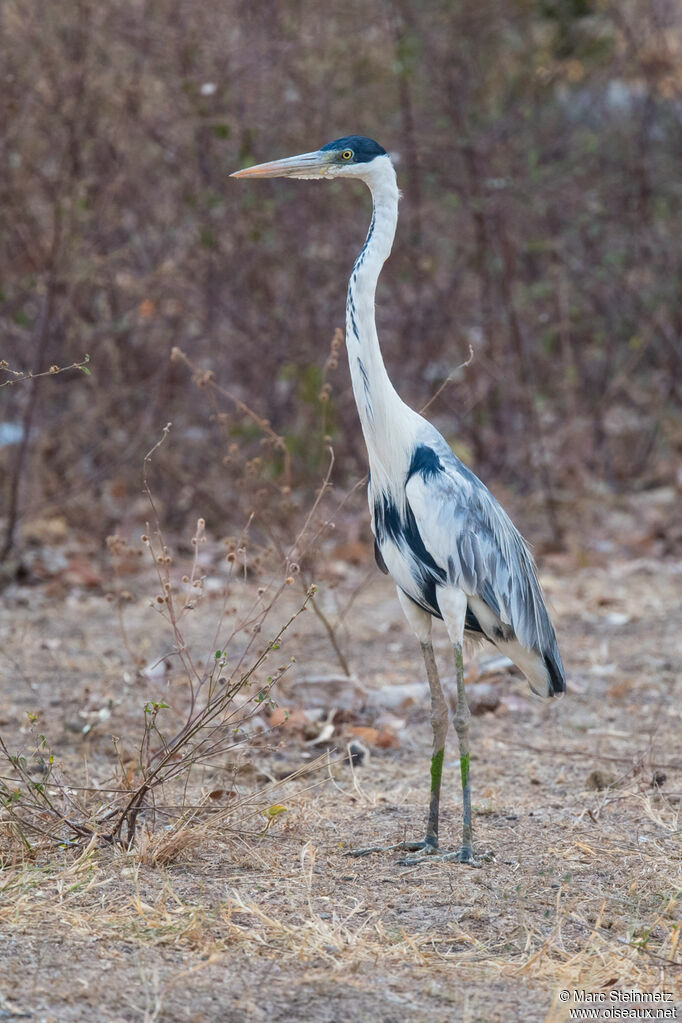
[0,353,91,388]
[0,407,342,855]
[170,346,291,489]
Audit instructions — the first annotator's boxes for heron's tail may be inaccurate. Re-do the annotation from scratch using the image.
[492,635,566,699]
[543,644,566,696]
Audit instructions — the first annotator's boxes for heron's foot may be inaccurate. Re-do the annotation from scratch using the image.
[399,845,494,868]
[345,838,437,859]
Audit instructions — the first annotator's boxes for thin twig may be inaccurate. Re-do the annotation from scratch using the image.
[0,354,91,389]
[419,344,474,415]
[170,346,291,488]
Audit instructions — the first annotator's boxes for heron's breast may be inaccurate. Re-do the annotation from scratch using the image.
[375,534,422,596]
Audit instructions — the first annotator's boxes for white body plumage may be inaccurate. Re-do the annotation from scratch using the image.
[344,153,564,699]
[232,134,565,864]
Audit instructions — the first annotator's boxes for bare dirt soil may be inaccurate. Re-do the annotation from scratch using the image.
[0,511,680,1022]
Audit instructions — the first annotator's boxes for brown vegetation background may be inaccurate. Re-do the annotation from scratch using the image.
[1,0,681,553]
[1,6,681,1018]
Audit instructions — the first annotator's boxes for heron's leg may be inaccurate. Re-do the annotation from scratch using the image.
[347,591,447,859]
[400,588,491,867]
[450,640,474,859]
[420,637,449,849]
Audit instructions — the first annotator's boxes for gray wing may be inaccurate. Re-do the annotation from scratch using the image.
[405,437,564,690]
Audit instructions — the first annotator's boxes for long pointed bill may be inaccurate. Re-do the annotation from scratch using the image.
[230,149,334,180]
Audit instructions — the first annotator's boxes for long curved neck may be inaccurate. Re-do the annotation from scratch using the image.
[346,157,416,493]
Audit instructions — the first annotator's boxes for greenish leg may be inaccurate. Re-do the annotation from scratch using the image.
[427,748,444,845]
[347,640,449,860]
[346,583,492,868]
[452,642,474,860]
[400,638,492,867]
[423,641,449,849]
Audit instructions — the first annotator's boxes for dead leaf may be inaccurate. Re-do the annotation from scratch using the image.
[267,707,308,729]
[267,707,290,728]
[349,726,399,749]
[375,728,399,749]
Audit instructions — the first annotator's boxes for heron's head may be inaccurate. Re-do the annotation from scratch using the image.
[230,135,389,182]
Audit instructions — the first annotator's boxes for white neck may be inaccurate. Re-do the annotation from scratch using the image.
[345,155,418,495]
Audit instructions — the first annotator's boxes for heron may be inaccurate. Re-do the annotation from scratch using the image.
[232,136,565,866]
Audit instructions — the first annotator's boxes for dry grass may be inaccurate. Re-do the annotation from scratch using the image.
[0,528,680,1021]
[0,789,678,1021]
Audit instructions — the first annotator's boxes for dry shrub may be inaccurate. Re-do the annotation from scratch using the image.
[0,405,338,857]
[2,0,681,556]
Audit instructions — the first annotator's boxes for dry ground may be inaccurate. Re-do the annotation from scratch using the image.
[0,512,681,1022]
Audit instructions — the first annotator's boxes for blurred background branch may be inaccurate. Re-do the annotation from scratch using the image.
[1,0,680,559]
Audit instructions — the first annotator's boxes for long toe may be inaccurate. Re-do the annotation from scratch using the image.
[345,844,396,858]
[400,847,494,868]
[346,838,437,858]
[397,844,441,865]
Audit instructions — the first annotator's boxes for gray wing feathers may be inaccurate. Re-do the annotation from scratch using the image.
[405,439,560,661]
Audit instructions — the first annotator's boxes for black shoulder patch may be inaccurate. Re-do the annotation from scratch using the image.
[402,505,447,583]
[373,493,401,546]
[407,445,442,482]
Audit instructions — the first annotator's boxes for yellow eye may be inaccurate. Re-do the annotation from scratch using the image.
[341,149,353,161]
